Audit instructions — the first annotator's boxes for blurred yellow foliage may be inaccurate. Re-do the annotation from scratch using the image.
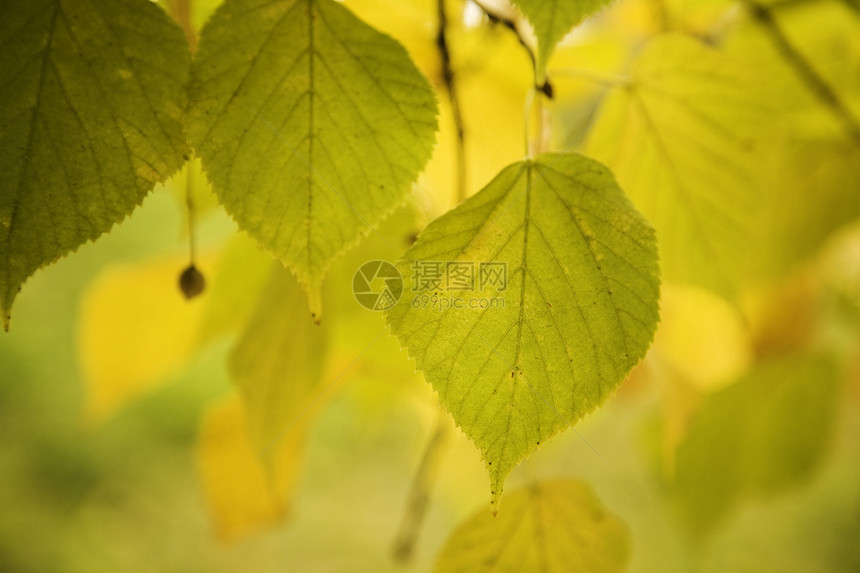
[197,395,309,540]
[78,251,214,425]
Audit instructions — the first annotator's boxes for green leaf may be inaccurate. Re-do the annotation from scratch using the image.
[0,0,190,330]
[586,34,772,296]
[386,152,660,509]
[511,0,613,80]
[229,263,329,456]
[434,479,631,572]
[671,354,841,538]
[187,0,438,318]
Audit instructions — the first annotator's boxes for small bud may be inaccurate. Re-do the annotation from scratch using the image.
[539,79,554,99]
[179,264,205,299]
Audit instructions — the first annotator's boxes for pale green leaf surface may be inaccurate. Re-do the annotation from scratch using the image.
[229,264,329,457]
[187,0,438,318]
[196,232,274,345]
[672,354,840,538]
[511,0,612,80]
[587,34,771,296]
[386,153,660,508]
[0,0,190,329]
[434,479,631,572]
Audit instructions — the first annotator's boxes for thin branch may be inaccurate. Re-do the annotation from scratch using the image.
[392,412,451,563]
[470,0,553,97]
[437,0,468,203]
[745,0,860,144]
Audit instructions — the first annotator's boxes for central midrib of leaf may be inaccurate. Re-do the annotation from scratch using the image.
[513,166,532,371]
[306,0,315,275]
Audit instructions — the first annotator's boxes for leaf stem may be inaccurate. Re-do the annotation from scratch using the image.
[470,0,553,96]
[745,0,860,144]
[164,0,197,51]
[392,411,451,563]
[437,0,468,203]
[185,162,197,265]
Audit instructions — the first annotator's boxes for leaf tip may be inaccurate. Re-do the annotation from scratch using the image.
[1,300,11,332]
[489,486,502,515]
[299,279,323,324]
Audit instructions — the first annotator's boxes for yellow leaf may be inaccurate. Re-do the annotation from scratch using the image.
[655,285,751,392]
[78,251,213,424]
[196,395,309,541]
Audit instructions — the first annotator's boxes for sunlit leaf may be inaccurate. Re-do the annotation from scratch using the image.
[435,479,631,572]
[671,353,841,538]
[197,395,310,540]
[587,34,771,296]
[0,0,190,329]
[386,152,660,509]
[187,0,438,318]
[78,252,212,424]
[511,0,613,80]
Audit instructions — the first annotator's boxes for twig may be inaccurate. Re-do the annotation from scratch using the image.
[437,0,468,203]
[392,412,451,563]
[470,0,553,97]
[745,0,860,144]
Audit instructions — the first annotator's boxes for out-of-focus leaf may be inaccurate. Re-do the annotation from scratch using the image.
[717,2,860,279]
[229,264,329,456]
[587,34,772,297]
[195,232,273,345]
[198,265,329,539]
[387,153,660,509]
[754,140,860,279]
[724,0,860,140]
[671,353,841,538]
[655,285,751,391]
[186,0,438,318]
[0,0,190,329]
[434,479,631,572]
[78,252,212,424]
[196,395,309,541]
